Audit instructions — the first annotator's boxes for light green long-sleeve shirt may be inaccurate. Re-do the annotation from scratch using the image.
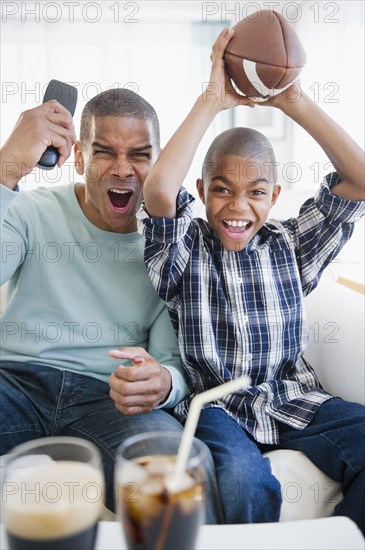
[0,184,186,408]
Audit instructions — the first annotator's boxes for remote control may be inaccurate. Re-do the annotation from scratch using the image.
[37,79,78,170]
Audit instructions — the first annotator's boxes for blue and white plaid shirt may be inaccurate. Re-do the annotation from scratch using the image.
[138,173,364,444]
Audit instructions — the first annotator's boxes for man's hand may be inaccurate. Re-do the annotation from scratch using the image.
[108,347,172,415]
[0,100,76,189]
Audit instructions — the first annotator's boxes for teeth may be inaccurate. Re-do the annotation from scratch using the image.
[224,220,248,228]
[110,189,130,194]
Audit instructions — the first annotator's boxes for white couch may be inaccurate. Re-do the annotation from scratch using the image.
[264,271,364,521]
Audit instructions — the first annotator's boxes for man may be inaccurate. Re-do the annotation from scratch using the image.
[0,89,221,520]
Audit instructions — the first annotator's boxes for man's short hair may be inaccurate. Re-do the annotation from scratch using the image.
[79,88,160,150]
[202,127,277,184]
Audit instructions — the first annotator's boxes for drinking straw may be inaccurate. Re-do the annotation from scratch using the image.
[167,376,251,491]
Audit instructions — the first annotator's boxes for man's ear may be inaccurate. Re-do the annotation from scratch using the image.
[74,142,85,176]
[270,184,281,208]
[196,178,205,204]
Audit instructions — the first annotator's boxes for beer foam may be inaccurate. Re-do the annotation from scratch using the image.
[2,460,104,540]
[6,454,54,472]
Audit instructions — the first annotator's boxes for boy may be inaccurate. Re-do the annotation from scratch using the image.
[138,28,365,531]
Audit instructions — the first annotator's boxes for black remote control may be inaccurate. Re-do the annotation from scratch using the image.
[37,80,78,170]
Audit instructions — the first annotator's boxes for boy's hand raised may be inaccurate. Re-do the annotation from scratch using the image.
[203,28,256,111]
[258,81,303,112]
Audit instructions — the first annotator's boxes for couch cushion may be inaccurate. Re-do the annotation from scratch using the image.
[264,449,342,521]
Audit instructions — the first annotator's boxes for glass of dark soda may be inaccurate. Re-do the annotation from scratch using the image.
[115,431,206,550]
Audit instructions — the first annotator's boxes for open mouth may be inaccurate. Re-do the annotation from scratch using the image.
[108,189,133,210]
[221,219,253,234]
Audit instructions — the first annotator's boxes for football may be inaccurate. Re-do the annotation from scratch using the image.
[224,10,306,101]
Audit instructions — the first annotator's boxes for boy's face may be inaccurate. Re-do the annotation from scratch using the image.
[74,115,157,233]
[197,154,281,251]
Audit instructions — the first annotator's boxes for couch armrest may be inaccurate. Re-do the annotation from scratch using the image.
[304,280,365,405]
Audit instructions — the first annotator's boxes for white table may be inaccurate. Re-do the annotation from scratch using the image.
[1,517,364,549]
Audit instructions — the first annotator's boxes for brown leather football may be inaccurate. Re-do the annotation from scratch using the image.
[224,10,306,101]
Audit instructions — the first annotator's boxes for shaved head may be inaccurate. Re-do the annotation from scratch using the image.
[202,127,277,184]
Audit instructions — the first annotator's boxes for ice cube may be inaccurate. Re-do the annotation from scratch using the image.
[164,471,195,495]
[140,478,165,496]
[128,480,164,524]
[178,485,203,515]
[145,455,174,476]
[117,461,147,486]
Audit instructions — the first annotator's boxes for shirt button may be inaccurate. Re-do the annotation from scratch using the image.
[241,315,249,325]
[237,277,243,284]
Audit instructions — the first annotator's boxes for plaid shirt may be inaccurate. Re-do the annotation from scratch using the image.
[138,174,364,444]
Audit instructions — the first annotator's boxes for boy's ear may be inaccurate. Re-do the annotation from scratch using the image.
[74,142,85,175]
[270,184,281,208]
[196,178,205,204]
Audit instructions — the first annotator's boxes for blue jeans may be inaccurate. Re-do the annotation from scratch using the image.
[195,399,365,534]
[0,361,223,523]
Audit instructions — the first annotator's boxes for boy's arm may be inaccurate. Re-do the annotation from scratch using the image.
[272,88,365,201]
[143,28,255,218]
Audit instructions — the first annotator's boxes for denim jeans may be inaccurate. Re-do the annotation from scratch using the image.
[195,407,283,524]
[196,398,365,534]
[0,361,223,523]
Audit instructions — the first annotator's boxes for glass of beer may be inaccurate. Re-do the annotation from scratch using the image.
[115,431,206,550]
[1,437,105,550]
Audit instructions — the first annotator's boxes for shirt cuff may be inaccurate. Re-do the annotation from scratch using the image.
[0,184,19,213]
[156,365,188,409]
[314,173,365,224]
[137,187,196,244]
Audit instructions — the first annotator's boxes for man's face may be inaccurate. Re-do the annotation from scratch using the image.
[197,154,281,251]
[74,116,157,233]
